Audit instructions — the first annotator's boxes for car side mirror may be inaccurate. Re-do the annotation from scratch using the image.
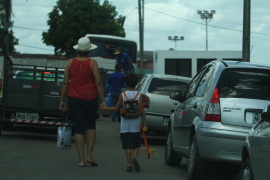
[173,100,179,105]
[261,104,270,123]
[170,91,183,102]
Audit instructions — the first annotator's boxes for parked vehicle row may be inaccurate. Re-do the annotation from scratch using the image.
[135,74,191,133]
[165,60,270,180]
[236,103,270,180]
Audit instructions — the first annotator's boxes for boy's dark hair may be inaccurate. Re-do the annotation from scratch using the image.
[115,64,122,71]
[125,73,138,88]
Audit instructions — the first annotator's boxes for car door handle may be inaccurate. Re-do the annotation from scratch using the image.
[192,103,197,108]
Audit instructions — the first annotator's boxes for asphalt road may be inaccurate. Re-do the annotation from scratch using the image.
[0,116,240,180]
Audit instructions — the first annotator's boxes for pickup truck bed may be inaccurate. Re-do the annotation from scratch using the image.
[0,63,73,135]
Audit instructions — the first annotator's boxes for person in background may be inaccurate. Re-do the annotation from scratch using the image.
[60,37,106,167]
[107,64,125,122]
[101,73,147,172]
[114,48,134,73]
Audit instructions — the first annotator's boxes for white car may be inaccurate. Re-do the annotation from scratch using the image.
[135,74,191,133]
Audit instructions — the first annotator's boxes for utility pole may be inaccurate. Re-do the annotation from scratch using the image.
[3,0,11,109]
[138,0,144,74]
[142,0,144,44]
[242,0,251,62]
[3,0,9,58]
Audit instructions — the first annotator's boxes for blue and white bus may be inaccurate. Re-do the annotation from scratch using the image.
[85,34,137,71]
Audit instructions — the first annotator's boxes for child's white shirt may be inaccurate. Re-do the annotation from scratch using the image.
[120,90,141,133]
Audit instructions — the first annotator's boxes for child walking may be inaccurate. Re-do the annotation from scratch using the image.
[101,73,147,172]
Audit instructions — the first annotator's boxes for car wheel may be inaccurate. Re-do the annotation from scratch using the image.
[242,158,254,180]
[165,130,182,166]
[3,111,13,131]
[187,135,207,180]
[2,123,13,131]
[0,122,2,136]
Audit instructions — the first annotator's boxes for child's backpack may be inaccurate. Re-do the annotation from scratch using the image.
[120,92,143,119]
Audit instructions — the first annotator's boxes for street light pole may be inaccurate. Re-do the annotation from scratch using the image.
[206,19,208,51]
[197,10,216,51]
[168,36,184,50]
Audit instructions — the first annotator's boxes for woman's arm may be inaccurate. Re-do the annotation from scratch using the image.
[91,59,106,108]
[103,93,122,112]
[59,59,71,111]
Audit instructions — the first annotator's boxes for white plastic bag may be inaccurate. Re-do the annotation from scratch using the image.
[57,126,72,149]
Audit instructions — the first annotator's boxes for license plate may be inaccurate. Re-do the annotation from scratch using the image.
[163,118,170,125]
[16,112,39,121]
[252,113,261,124]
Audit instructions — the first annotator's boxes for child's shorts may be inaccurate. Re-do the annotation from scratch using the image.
[120,132,141,150]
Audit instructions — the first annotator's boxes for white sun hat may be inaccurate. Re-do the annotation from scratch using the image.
[73,37,97,51]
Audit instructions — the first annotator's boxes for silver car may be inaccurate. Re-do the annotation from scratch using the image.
[236,103,270,180]
[165,60,270,180]
[135,74,191,132]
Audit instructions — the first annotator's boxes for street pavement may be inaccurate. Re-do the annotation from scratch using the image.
[0,116,188,180]
[0,116,240,180]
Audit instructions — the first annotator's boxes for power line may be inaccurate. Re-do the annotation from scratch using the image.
[150,8,246,27]
[145,7,270,36]
[16,44,54,51]
[13,26,46,31]
[13,3,54,8]
[12,8,49,15]
[125,25,270,41]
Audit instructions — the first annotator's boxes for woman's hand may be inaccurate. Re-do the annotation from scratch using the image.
[100,101,106,110]
[59,101,66,112]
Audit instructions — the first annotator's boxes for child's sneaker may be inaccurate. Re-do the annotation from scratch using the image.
[132,158,140,172]
[126,166,133,172]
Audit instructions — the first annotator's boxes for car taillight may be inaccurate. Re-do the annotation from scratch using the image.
[205,87,221,122]
[143,94,150,108]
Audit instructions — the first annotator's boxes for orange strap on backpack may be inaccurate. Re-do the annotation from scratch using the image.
[123,92,140,101]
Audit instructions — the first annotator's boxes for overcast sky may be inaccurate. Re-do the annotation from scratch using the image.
[11,0,270,65]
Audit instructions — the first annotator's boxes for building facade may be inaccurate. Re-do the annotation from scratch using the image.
[153,50,242,78]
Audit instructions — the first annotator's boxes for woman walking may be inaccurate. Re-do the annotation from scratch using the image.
[59,37,106,167]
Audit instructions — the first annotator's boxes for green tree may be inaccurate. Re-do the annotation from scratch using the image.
[0,0,19,55]
[42,0,126,56]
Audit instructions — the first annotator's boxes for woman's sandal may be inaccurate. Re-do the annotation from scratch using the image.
[86,160,98,166]
[77,162,85,167]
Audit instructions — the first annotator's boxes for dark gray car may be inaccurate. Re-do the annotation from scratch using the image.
[236,103,270,180]
[165,60,270,180]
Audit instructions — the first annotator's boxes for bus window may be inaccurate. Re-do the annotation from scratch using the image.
[85,34,137,70]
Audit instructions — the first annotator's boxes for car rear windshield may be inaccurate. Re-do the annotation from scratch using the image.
[148,77,189,96]
[217,68,270,100]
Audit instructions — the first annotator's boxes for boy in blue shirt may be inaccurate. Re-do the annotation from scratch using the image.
[107,64,125,122]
